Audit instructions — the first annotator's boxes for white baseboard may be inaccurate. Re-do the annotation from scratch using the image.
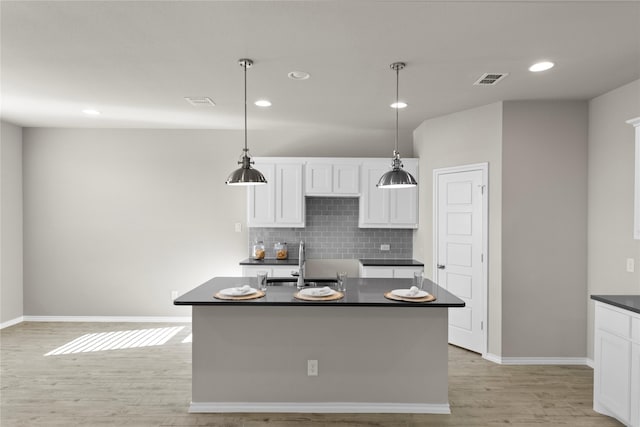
[483,353,589,366]
[189,401,451,414]
[585,358,594,368]
[0,316,24,330]
[483,352,502,364]
[22,315,191,323]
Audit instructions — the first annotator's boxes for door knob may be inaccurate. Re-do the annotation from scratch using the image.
[437,264,446,270]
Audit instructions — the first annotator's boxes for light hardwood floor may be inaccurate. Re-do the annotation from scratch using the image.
[1,322,622,427]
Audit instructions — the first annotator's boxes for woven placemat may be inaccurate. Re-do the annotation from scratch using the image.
[294,291,344,301]
[384,291,436,303]
[214,290,266,301]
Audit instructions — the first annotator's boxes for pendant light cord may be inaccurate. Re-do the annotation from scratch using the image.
[244,61,248,153]
[395,65,399,154]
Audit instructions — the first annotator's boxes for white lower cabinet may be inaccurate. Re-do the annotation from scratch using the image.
[632,342,640,427]
[594,301,640,426]
[242,265,297,278]
[359,265,423,279]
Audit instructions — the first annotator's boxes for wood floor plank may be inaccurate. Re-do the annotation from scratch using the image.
[0,322,623,426]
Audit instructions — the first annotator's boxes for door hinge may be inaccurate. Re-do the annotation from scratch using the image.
[481,321,484,331]
[480,253,484,263]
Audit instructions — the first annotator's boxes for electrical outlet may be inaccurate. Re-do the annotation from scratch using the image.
[234,222,242,233]
[171,290,179,301]
[380,244,390,251]
[627,258,635,273]
[307,359,318,376]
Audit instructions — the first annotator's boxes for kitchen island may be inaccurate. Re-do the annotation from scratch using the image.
[175,276,464,414]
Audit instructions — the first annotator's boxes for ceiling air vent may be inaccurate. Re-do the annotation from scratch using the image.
[473,73,508,86]
[184,96,216,107]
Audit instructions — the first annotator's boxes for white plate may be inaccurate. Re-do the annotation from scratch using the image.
[219,286,258,297]
[298,287,336,297]
[391,288,429,299]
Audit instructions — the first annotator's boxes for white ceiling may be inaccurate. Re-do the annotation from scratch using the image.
[1,1,639,132]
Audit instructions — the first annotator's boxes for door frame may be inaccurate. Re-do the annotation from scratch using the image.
[433,162,489,356]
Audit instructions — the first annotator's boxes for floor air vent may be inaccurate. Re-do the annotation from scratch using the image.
[473,73,508,86]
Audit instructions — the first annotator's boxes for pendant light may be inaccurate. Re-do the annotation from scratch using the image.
[225,58,267,186]
[377,62,418,189]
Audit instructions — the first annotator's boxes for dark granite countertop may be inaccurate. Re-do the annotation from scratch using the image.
[591,295,640,315]
[359,259,424,267]
[175,276,464,308]
[239,258,300,266]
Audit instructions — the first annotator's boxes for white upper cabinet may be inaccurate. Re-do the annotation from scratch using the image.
[248,159,305,228]
[248,157,418,229]
[627,117,640,239]
[305,159,359,196]
[275,162,304,226]
[359,158,418,228]
[247,162,276,226]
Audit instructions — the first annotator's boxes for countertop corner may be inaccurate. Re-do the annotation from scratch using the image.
[590,294,640,315]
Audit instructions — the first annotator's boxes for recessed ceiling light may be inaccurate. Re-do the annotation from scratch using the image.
[390,102,407,109]
[288,71,310,80]
[82,109,101,116]
[529,61,555,72]
[254,100,272,107]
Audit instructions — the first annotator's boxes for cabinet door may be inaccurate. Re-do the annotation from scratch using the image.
[242,266,272,277]
[595,329,631,423]
[247,163,276,227]
[271,266,297,278]
[334,163,359,195]
[393,267,423,279]
[360,266,394,278]
[632,342,640,427]
[305,163,333,195]
[275,163,304,227]
[389,159,418,228]
[359,162,389,227]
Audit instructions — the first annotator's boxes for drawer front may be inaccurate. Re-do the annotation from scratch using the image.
[361,266,394,278]
[597,304,632,339]
[393,267,424,279]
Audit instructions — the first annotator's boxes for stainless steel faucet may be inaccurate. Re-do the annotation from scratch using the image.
[297,240,305,289]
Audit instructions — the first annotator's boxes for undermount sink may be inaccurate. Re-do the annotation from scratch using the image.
[266,277,338,287]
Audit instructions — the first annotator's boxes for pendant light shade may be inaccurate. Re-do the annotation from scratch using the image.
[377,62,417,189]
[225,58,267,186]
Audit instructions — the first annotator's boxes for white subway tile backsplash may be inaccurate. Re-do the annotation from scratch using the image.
[248,197,412,259]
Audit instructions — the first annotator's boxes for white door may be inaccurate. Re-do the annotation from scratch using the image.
[434,164,487,354]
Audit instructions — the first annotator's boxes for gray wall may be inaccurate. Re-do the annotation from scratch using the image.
[413,100,589,359]
[22,127,408,317]
[587,79,640,360]
[1,121,24,325]
[501,101,588,358]
[413,102,503,356]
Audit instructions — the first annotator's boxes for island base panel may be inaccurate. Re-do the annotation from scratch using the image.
[192,306,449,412]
